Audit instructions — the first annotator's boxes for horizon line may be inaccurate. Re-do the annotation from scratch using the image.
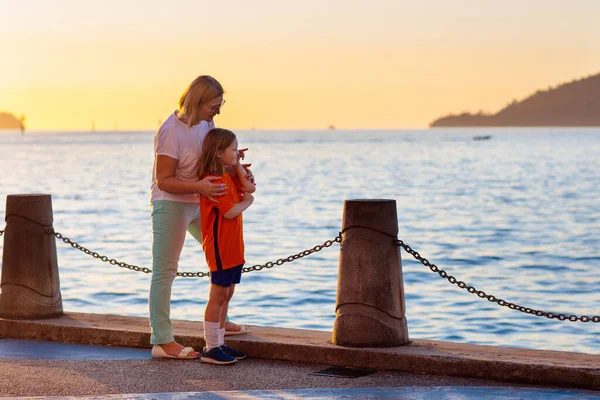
[0,127,433,133]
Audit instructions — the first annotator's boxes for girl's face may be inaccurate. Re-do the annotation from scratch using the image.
[196,95,224,123]
[218,138,239,166]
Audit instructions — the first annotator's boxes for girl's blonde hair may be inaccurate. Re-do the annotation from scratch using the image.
[177,75,224,127]
[197,128,237,179]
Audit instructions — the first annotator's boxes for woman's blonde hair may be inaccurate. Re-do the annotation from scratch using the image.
[197,128,237,179]
[177,75,224,127]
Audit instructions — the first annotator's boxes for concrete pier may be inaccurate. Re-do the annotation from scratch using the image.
[0,312,598,389]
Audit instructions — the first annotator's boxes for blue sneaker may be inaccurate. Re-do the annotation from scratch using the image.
[221,344,246,360]
[200,346,238,365]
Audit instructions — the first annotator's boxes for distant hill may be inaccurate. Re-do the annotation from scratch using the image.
[430,72,600,127]
[0,112,25,130]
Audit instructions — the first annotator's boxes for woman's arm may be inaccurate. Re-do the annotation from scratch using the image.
[155,155,227,202]
[223,193,254,219]
[232,162,256,193]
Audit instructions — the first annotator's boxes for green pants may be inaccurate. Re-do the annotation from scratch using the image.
[149,200,206,344]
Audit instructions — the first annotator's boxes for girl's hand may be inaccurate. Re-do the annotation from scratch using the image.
[197,176,227,203]
[238,148,248,161]
[241,163,256,185]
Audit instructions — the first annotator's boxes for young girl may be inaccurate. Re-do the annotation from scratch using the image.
[197,128,256,365]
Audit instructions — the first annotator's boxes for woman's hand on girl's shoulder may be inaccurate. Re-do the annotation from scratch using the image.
[197,175,227,203]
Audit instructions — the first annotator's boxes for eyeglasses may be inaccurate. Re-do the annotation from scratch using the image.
[208,99,226,113]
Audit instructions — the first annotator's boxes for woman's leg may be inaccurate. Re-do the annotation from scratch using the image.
[149,200,196,346]
[185,205,202,244]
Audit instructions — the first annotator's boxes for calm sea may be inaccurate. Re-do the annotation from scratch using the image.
[0,128,598,354]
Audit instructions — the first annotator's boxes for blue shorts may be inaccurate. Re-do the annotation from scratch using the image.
[210,264,243,287]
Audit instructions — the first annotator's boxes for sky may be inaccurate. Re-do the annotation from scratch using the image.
[1,0,599,131]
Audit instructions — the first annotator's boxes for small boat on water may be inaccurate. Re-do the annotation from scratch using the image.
[473,135,492,141]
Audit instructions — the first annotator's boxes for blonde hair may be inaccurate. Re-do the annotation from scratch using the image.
[197,128,237,179]
[177,75,224,127]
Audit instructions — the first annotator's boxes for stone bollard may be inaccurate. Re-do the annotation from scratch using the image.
[332,199,409,347]
[0,194,63,319]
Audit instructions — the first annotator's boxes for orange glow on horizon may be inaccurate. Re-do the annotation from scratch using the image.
[1,1,599,131]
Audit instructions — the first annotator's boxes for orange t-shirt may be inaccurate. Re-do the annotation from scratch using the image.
[199,172,245,272]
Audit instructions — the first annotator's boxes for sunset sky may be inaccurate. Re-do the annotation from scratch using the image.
[1,0,599,131]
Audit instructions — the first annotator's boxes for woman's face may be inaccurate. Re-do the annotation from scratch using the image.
[196,95,224,123]
[219,138,239,166]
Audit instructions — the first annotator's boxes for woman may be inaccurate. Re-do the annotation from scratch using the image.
[149,75,250,359]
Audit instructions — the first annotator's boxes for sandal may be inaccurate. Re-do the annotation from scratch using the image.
[224,323,248,336]
[151,345,199,359]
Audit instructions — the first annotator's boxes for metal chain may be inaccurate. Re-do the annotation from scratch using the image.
[45,228,154,275]
[396,239,600,323]
[4,224,597,323]
[44,228,341,278]
[241,233,342,274]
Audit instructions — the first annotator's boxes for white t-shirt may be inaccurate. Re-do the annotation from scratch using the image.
[150,112,215,203]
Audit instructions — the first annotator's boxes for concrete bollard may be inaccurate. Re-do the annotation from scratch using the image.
[0,194,63,319]
[332,199,409,347]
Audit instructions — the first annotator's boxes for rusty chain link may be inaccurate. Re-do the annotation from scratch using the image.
[44,228,341,278]
[396,239,600,323]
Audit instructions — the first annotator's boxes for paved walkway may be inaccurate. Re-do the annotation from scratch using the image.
[0,339,598,399]
[2,312,598,390]
[5,387,600,399]
[0,339,149,360]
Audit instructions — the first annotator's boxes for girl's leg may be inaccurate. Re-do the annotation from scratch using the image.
[216,283,246,360]
[201,282,238,364]
[149,201,196,346]
[187,211,239,332]
[218,285,235,346]
[204,283,229,350]
[219,284,235,329]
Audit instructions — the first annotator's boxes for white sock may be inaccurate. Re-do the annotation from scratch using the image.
[218,327,225,347]
[204,320,220,350]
